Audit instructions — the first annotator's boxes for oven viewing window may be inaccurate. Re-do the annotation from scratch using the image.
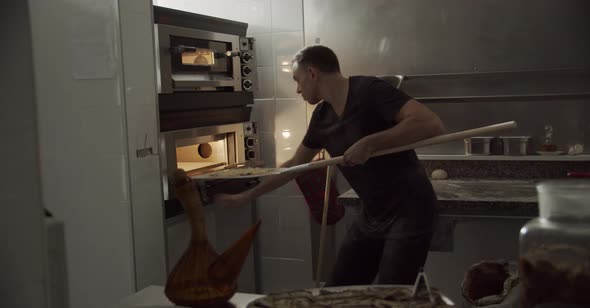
[169,35,232,74]
[181,48,216,66]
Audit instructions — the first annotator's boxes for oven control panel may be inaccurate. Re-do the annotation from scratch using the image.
[243,122,260,161]
[239,37,258,92]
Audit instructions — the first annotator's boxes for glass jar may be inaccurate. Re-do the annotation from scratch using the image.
[519,180,590,308]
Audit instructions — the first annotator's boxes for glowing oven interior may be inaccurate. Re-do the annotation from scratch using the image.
[176,135,235,174]
[181,48,216,66]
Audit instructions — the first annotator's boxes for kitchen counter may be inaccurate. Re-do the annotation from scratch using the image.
[337,179,539,218]
[116,285,263,308]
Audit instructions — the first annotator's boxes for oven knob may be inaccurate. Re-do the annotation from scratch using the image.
[242,79,253,91]
[241,52,253,63]
[242,65,253,77]
[245,137,256,148]
[246,149,256,160]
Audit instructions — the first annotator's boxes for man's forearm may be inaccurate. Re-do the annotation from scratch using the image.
[362,116,444,154]
[242,159,301,201]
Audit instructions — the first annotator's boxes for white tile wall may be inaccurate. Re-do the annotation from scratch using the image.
[259,132,277,168]
[278,196,313,260]
[257,196,312,260]
[275,98,307,132]
[275,129,305,166]
[252,33,274,67]
[240,0,272,34]
[272,32,304,98]
[254,66,276,99]
[271,0,304,32]
[252,99,276,131]
[259,257,313,293]
[275,98,307,166]
[256,196,281,257]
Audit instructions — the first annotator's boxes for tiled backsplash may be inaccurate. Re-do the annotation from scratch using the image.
[254,67,276,99]
[252,33,273,67]
[273,32,304,98]
[271,0,304,32]
[251,99,276,131]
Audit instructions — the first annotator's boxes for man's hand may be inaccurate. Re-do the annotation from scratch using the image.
[214,193,250,208]
[342,138,374,166]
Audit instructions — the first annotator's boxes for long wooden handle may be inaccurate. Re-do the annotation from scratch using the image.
[285,121,517,173]
[315,165,333,288]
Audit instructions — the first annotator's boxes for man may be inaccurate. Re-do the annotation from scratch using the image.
[215,45,445,286]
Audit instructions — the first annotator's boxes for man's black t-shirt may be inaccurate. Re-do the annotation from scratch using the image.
[302,76,437,238]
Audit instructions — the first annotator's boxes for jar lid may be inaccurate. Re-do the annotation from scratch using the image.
[465,137,494,141]
[537,179,590,192]
[537,179,590,219]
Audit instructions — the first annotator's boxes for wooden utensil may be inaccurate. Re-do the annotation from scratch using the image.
[192,121,517,180]
[315,165,334,288]
[285,121,517,174]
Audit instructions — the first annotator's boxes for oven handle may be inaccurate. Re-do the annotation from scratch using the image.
[170,45,197,54]
[170,45,239,59]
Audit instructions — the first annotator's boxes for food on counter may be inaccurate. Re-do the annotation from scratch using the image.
[568,143,584,155]
[247,286,452,307]
[461,260,519,306]
[431,169,448,180]
[519,245,590,308]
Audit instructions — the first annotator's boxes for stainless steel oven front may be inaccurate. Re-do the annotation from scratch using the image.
[155,24,257,93]
[160,122,260,217]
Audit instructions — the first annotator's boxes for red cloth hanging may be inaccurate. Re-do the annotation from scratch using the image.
[295,153,344,225]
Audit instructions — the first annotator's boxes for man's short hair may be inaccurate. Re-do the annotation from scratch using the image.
[293,45,340,73]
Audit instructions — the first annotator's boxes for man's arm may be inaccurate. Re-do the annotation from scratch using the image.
[243,144,320,199]
[214,144,321,207]
[343,99,445,165]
